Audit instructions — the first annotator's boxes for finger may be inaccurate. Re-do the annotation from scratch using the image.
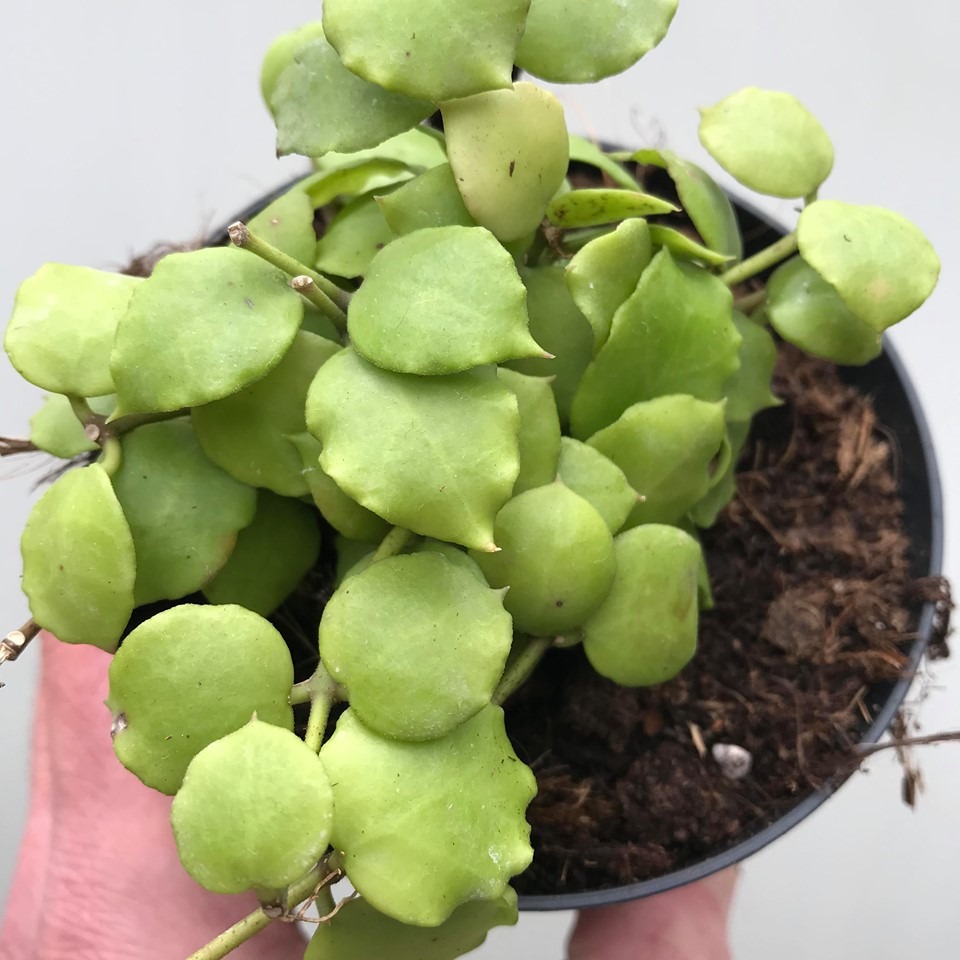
[567,868,738,960]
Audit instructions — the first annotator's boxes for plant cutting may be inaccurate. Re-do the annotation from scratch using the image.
[0,1,944,959]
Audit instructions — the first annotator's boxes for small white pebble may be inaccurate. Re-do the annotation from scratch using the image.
[712,743,752,780]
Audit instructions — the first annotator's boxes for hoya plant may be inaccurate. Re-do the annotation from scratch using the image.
[0,2,940,959]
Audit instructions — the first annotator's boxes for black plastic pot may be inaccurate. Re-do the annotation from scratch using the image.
[215,172,944,913]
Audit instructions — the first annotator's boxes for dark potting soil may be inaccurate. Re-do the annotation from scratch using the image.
[506,344,950,896]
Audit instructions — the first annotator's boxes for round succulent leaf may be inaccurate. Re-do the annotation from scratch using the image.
[305,889,518,960]
[247,186,318,265]
[21,464,135,651]
[320,706,535,926]
[269,29,432,158]
[547,189,676,230]
[648,225,734,268]
[557,437,639,533]
[583,525,699,686]
[688,419,750,529]
[506,264,594,424]
[203,492,321,616]
[722,311,781,422]
[306,349,520,551]
[633,149,742,260]
[320,552,513,741]
[588,395,728,527]
[314,190,399,279]
[378,164,476,236]
[416,540,488,584]
[566,218,652,351]
[517,0,677,83]
[30,394,114,459]
[314,127,447,173]
[110,247,303,414]
[112,420,257,606]
[571,250,740,439]
[260,22,326,105]
[798,200,940,332]
[192,331,340,498]
[335,535,376,585]
[471,482,616,636]
[443,83,569,242]
[171,719,332,894]
[323,0,529,101]
[292,432,390,542]
[766,256,882,365]
[347,226,543,375]
[568,135,641,190]
[698,88,834,199]
[301,159,416,209]
[5,265,140,397]
[497,368,561,495]
[107,605,295,794]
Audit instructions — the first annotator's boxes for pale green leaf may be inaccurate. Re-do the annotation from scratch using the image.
[300,159,418,209]
[378,164,476,235]
[689,419,749,529]
[107,605,294,794]
[320,706,535,925]
[21,464,135,651]
[567,135,641,190]
[649,225,734,267]
[314,190,398,279]
[547,188,676,229]
[313,127,447,171]
[260,22,326,105]
[248,187,318,265]
[497,368,561,494]
[416,540,487,584]
[557,437,639,533]
[306,349,520,551]
[723,311,780,422]
[30,394,113,459]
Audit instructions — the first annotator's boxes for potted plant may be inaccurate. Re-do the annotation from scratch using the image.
[0,2,945,958]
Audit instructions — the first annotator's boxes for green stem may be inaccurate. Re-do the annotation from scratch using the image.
[98,438,123,477]
[733,288,768,315]
[67,396,95,427]
[107,407,189,438]
[720,231,798,287]
[492,636,553,705]
[185,863,325,960]
[304,687,335,754]
[227,222,348,329]
[371,526,415,563]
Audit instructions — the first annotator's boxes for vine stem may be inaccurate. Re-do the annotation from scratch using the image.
[0,437,38,457]
[98,438,123,477]
[720,231,798,287]
[0,619,40,668]
[371,526,415,563]
[492,636,554,705]
[227,222,348,330]
[733,288,768,315]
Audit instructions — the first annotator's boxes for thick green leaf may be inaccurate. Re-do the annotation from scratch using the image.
[517,0,677,83]
[568,135,641,190]
[443,83,569,242]
[260,22,326,105]
[247,187,318,265]
[648,225,734,267]
[320,706,535,925]
[314,190,398,279]
[29,394,113,459]
[557,438,639,533]
[203,492,320,616]
[192,331,340,498]
[306,349,520,551]
[323,0,530,101]
[566,219,652,351]
[588,395,728,526]
[416,540,488,584]
[292,433,389,542]
[766,256,881,365]
[107,605,294,794]
[378,164,476,235]
[471,482,615,636]
[699,88,834,199]
[111,247,303,414]
[348,226,542,375]
[688,419,749,529]
[633,149,742,259]
[506,264,594,424]
[5,265,140,397]
[305,889,517,960]
[301,159,418,209]
[497,368,561,494]
[113,421,257,605]
[21,464,135,651]
[270,30,432,157]
[571,250,739,439]
[723,311,780,422]
[320,553,513,741]
[583,525,699,686]
[798,200,940,332]
[313,127,447,171]
[172,719,333,894]
[547,189,676,229]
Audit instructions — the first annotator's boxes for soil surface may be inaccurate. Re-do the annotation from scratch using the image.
[506,344,950,896]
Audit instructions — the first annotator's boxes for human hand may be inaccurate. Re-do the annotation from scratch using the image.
[567,869,737,960]
[0,634,304,960]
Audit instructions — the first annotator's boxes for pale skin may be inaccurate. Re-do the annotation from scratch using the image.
[0,636,736,960]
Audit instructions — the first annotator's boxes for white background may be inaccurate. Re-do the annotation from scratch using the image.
[0,2,957,957]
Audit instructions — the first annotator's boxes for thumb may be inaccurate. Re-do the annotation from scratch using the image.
[566,868,738,960]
